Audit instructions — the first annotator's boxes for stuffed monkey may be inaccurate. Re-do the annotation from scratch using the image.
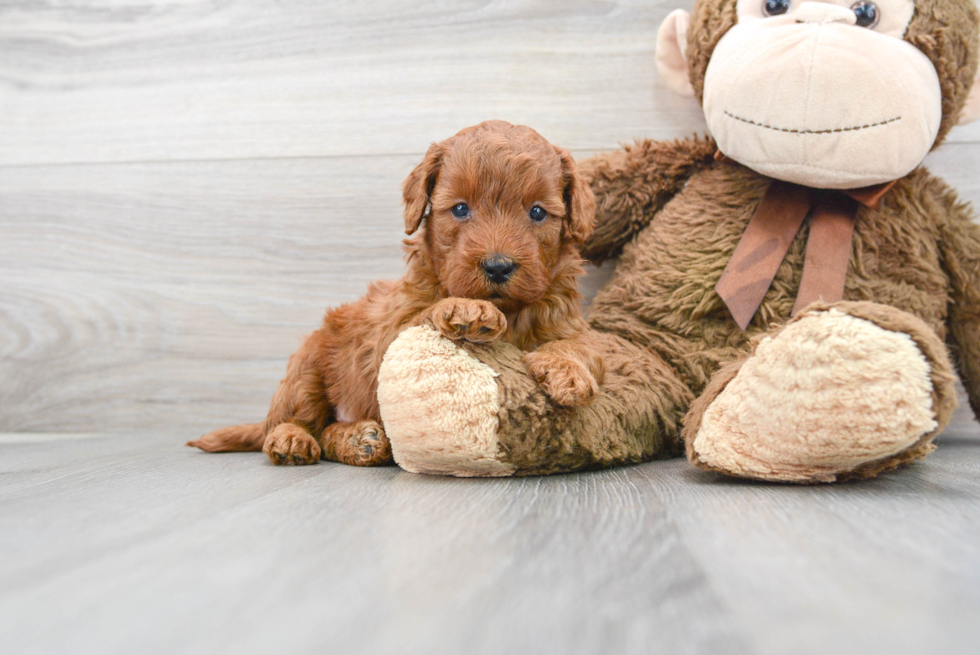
[377,0,980,482]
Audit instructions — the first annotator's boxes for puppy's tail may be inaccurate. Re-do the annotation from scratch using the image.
[187,423,265,453]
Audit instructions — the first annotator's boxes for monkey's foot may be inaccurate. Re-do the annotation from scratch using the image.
[684,303,956,483]
[377,326,516,477]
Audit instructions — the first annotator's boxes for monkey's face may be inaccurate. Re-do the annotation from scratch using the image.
[703,0,941,188]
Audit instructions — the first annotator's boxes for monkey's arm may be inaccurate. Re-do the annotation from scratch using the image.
[939,189,980,421]
[579,136,717,263]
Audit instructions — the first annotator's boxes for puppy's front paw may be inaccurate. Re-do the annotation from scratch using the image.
[263,423,321,466]
[427,298,506,343]
[524,351,599,407]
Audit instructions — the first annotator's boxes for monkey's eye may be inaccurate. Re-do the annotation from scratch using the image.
[451,203,470,219]
[850,1,880,28]
[529,206,548,223]
[763,0,791,16]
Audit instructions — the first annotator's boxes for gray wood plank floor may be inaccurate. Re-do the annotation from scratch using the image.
[2,429,979,655]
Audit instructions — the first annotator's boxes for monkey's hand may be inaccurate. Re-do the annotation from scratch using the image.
[579,136,717,263]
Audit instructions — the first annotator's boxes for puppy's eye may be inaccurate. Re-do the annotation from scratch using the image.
[850,1,879,28]
[529,206,548,223]
[763,0,790,16]
[450,203,470,219]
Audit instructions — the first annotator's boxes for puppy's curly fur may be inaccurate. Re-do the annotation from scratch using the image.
[188,121,603,466]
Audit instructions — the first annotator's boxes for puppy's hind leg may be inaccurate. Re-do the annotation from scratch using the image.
[263,423,322,466]
[319,421,392,467]
[261,329,333,466]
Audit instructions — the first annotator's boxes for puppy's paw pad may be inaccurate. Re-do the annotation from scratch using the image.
[431,298,506,343]
[525,352,599,407]
[351,424,391,466]
[342,422,392,467]
[263,425,321,466]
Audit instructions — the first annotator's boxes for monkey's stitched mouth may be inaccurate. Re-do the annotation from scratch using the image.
[724,111,902,135]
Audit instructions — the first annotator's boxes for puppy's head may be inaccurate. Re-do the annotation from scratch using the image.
[402,121,595,313]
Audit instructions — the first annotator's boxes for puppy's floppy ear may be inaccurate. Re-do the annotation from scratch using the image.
[556,147,596,243]
[403,143,444,235]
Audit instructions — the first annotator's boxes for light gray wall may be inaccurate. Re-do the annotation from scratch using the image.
[2,0,979,433]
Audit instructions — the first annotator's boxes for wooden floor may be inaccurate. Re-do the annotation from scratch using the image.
[2,421,980,655]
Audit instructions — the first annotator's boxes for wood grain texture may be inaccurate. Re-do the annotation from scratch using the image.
[0,432,978,655]
[3,146,979,433]
[3,0,978,168]
[0,156,410,432]
[2,0,980,435]
[0,0,697,166]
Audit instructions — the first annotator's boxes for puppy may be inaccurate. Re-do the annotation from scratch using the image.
[189,120,604,466]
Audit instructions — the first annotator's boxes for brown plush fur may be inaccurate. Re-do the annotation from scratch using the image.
[578,136,719,264]
[457,330,693,476]
[587,161,967,391]
[189,121,602,466]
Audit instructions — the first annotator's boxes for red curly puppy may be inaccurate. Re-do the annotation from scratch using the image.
[189,120,603,466]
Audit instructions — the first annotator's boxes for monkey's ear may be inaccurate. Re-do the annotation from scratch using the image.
[958,71,980,126]
[556,147,596,243]
[656,9,695,98]
[402,143,444,235]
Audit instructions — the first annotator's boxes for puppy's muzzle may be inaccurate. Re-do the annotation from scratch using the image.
[481,256,517,284]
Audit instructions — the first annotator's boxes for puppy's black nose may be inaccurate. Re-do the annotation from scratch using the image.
[481,256,517,284]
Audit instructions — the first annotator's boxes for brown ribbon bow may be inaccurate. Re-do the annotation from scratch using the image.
[715,174,896,332]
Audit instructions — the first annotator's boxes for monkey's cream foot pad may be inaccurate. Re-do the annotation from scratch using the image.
[691,309,939,483]
[378,326,515,476]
